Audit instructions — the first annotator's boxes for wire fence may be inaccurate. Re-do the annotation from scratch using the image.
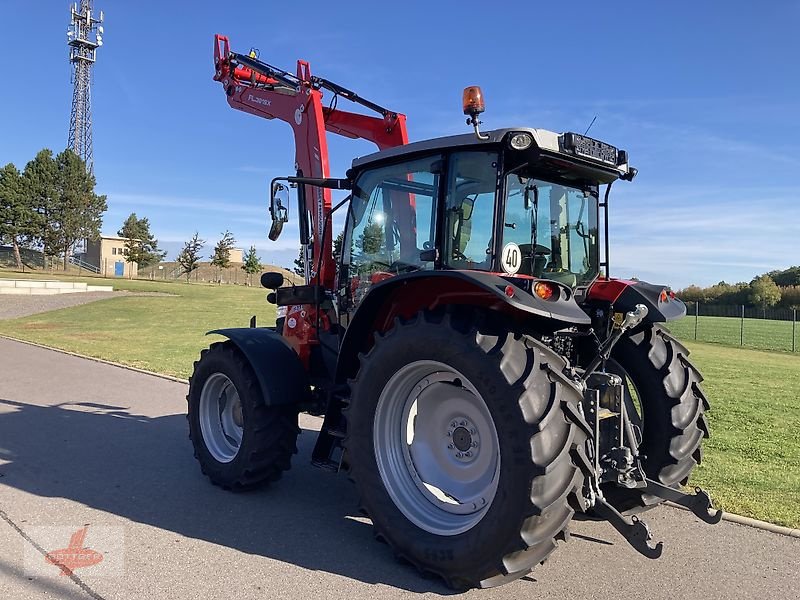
[669,302,799,353]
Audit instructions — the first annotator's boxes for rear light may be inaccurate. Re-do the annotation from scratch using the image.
[659,289,669,303]
[534,281,557,301]
[504,285,515,298]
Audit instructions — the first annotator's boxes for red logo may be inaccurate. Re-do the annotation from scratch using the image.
[44,526,104,576]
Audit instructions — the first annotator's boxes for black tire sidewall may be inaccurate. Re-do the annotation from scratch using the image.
[347,322,551,580]
[187,344,263,486]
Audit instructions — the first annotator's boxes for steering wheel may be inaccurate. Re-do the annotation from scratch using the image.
[518,244,551,257]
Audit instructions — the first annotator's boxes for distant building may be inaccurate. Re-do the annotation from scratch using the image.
[229,248,244,264]
[83,235,139,278]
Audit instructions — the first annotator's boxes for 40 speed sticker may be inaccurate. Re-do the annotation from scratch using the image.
[501,242,522,274]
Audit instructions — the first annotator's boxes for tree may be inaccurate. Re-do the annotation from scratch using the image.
[210,230,236,270]
[358,222,384,255]
[332,230,345,264]
[749,275,781,310]
[210,230,236,283]
[780,285,800,310]
[52,150,107,269]
[176,232,205,282]
[22,149,58,263]
[293,247,306,277]
[241,245,262,285]
[0,163,33,270]
[768,266,800,287]
[118,213,166,269]
[294,231,345,279]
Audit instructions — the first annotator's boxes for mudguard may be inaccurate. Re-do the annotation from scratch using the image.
[207,327,310,406]
[587,279,686,322]
[335,270,590,383]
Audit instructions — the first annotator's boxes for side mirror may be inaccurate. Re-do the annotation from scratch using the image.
[269,181,290,241]
[461,196,475,220]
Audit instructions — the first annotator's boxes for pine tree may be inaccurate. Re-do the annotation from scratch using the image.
[176,232,204,282]
[210,230,236,282]
[241,245,262,286]
[118,213,166,269]
[53,150,107,270]
[22,149,58,265]
[0,163,33,270]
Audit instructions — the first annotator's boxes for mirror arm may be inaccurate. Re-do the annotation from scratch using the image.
[286,176,352,190]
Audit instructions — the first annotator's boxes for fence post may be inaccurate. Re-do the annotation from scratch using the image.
[740,305,745,347]
[793,309,797,353]
[694,302,699,340]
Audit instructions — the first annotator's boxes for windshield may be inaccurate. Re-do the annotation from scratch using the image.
[503,174,599,287]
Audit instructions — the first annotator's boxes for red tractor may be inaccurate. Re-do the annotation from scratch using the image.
[188,35,720,589]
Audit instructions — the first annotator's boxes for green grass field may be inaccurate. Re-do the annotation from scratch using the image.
[0,273,798,527]
[669,314,799,353]
[0,273,276,378]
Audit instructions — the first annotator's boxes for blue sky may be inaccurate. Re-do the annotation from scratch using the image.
[1,1,798,288]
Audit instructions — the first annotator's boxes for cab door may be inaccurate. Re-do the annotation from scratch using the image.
[340,155,441,318]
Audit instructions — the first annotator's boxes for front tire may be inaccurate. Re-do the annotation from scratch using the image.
[344,311,591,589]
[605,324,710,511]
[187,341,299,490]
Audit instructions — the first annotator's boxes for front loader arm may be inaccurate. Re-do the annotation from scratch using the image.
[213,34,408,291]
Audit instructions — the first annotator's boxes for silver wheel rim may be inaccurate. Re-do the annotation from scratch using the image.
[373,360,501,536]
[199,373,244,463]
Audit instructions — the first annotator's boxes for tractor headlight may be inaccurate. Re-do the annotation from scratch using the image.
[509,132,533,150]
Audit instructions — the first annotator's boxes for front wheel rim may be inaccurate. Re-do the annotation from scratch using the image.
[373,360,501,536]
[199,373,244,463]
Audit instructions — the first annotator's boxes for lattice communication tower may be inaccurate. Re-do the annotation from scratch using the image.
[67,1,104,173]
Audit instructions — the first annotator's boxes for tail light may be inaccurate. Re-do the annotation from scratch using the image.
[534,281,558,301]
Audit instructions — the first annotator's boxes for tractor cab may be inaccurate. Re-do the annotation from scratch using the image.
[339,125,635,314]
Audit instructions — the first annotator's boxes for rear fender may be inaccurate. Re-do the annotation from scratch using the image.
[208,328,310,406]
[587,279,686,322]
[335,270,590,383]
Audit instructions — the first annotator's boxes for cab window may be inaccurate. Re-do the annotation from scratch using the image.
[343,155,441,307]
[444,151,499,269]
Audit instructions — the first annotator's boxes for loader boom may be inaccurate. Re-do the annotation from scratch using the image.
[212,34,408,356]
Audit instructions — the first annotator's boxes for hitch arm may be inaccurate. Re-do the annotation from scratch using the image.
[582,304,649,382]
[643,480,723,524]
[592,497,663,559]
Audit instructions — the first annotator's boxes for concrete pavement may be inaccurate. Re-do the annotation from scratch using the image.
[0,337,798,599]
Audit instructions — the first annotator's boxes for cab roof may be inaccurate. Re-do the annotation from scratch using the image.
[350,127,634,184]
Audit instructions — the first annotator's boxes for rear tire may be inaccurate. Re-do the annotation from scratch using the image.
[344,311,592,589]
[604,324,710,512]
[187,341,299,491]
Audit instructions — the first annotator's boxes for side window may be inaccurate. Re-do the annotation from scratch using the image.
[343,155,441,308]
[444,151,498,268]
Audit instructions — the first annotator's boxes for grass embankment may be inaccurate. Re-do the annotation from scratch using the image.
[669,315,799,353]
[684,342,800,527]
[0,273,276,378]
[0,273,798,527]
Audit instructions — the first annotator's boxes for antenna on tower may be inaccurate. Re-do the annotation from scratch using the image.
[67,1,104,174]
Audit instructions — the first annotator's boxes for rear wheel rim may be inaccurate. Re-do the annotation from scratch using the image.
[373,360,501,536]
[199,373,244,463]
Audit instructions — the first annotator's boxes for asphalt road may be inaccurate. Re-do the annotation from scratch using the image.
[0,337,798,600]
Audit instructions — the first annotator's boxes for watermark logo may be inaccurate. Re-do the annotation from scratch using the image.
[44,526,103,576]
[24,525,124,578]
